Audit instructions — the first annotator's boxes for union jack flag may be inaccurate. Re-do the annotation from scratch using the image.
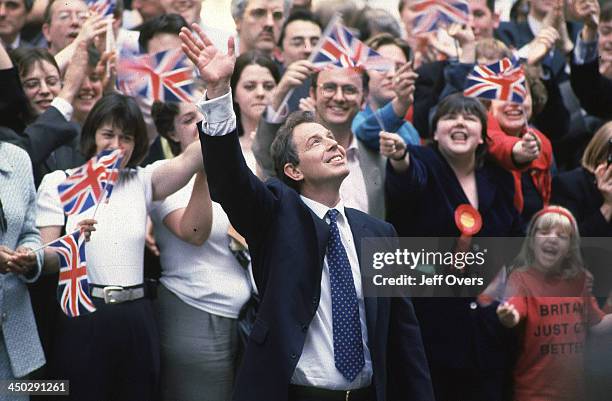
[117,48,195,103]
[86,0,116,17]
[312,19,393,72]
[412,0,469,34]
[49,230,96,317]
[58,149,124,216]
[464,57,527,104]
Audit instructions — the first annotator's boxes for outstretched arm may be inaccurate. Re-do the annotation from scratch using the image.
[179,23,276,245]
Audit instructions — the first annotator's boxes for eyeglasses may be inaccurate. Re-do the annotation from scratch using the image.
[318,83,360,99]
[0,197,6,234]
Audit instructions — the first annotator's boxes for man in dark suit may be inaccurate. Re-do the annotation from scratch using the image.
[181,24,434,401]
[0,0,34,49]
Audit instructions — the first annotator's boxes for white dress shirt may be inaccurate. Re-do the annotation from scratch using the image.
[340,137,369,214]
[196,92,372,389]
[292,197,372,390]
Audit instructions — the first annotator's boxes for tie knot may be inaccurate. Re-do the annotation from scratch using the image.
[327,209,339,224]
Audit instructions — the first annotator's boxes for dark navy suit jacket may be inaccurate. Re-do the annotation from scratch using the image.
[200,129,434,401]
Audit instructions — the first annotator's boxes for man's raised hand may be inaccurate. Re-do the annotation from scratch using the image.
[180,24,236,99]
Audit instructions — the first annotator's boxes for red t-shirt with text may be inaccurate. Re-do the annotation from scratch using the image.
[506,269,604,401]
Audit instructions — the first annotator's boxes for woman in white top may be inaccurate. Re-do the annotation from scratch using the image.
[150,99,251,401]
[36,93,204,401]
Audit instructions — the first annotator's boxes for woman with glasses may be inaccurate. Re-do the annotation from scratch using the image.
[230,51,280,173]
[0,140,45,399]
[0,10,107,186]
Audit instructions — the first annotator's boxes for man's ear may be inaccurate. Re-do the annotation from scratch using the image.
[42,23,51,42]
[309,86,316,100]
[234,18,242,35]
[493,13,500,29]
[283,163,303,182]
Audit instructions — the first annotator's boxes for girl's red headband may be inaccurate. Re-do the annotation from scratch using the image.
[532,206,577,229]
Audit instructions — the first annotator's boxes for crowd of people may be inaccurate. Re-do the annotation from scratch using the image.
[0,0,611,400]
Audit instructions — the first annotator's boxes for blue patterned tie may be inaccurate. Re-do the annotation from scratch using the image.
[326,209,365,382]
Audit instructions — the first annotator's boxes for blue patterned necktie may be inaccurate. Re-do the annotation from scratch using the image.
[326,209,365,382]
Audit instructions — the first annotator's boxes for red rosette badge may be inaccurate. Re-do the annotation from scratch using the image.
[453,205,483,270]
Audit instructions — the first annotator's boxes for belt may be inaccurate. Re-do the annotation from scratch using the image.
[289,384,373,401]
[89,284,145,304]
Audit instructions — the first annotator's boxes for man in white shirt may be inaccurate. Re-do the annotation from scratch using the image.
[180,23,434,401]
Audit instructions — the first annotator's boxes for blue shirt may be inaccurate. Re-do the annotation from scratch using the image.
[352,102,421,150]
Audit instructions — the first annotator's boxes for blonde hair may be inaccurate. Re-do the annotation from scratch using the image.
[511,206,584,278]
[581,121,612,173]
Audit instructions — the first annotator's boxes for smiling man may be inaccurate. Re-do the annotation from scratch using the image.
[231,0,291,56]
[253,63,389,219]
[41,0,88,55]
[181,24,434,401]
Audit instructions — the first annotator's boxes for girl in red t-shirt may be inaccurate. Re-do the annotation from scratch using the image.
[497,206,612,401]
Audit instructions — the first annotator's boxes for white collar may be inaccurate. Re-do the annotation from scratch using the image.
[300,195,347,223]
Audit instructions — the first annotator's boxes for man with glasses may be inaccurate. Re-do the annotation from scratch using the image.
[231,0,292,56]
[41,0,88,55]
[254,63,388,219]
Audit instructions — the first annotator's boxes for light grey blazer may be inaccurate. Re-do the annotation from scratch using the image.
[252,112,386,220]
[0,142,45,378]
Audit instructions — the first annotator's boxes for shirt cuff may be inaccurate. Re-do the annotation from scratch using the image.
[51,97,74,122]
[263,104,288,124]
[573,35,598,65]
[195,91,237,136]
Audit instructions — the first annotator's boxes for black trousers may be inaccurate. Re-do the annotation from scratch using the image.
[48,298,160,401]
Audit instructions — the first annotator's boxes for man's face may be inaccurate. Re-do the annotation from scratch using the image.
[311,68,364,129]
[159,0,201,25]
[235,0,284,54]
[288,122,349,187]
[42,0,88,55]
[469,0,499,40]
[281,19,320,66]
[0,0,28,45]
[131,0,164,22]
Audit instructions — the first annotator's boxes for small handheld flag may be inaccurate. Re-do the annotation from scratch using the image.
[58,149,124,216]
[117,48,195,103]
[49,230,96,317]
[464,57,527,104]
[412,0,470,34]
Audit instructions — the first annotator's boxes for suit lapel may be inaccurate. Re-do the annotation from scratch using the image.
[345,208,378,340]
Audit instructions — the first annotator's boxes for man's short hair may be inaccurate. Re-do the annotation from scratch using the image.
[350,7,402,41]
[43,0,57,24]
[231,0,293,21]
[138,13,188,52]
[271,110,315,190]
[278,9,322,48]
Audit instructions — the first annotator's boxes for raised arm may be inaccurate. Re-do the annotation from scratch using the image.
[179,23,277,244]
[161,170,213,246]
